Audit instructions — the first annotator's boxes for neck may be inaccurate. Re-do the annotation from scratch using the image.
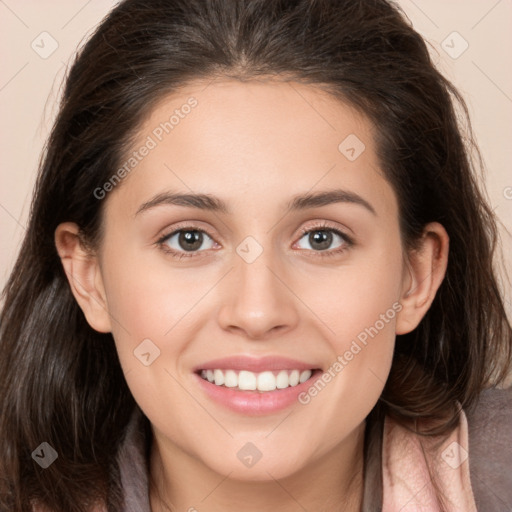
[149,423,366,512]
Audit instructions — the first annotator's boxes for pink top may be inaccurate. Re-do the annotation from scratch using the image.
[382,408,477,511]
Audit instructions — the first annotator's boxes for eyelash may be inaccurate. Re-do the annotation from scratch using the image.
[155,221,355,260]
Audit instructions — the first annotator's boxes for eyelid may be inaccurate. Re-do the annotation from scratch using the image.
[155,220,218,244]
[296,220,354,243]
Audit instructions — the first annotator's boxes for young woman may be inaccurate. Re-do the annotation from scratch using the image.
[1,1,511,511]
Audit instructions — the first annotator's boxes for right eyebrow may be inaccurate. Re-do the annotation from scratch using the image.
[135,191,230,216]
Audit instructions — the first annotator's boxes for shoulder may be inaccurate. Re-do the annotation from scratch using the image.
[466,385,512,511]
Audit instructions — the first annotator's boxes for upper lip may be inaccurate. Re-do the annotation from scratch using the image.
[193,355,321,373]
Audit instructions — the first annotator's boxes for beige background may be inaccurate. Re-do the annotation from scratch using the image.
[1,1,511,321]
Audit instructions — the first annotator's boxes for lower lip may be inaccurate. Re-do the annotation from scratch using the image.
[194,370,323,415]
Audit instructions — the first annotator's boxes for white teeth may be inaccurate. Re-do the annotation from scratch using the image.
[299,370,312,383]
[224,370,238,388]
[213,369,224,386]
[276,370,289,389]
[200,368,314,391]
[238,370,257,390]
[257,371,277,391]
[289,369,300,386]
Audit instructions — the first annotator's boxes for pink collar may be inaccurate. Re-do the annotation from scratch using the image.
[382,408,477,511]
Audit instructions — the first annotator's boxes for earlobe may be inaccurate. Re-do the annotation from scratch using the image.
[395,222,449,335]
[54,222,112,333]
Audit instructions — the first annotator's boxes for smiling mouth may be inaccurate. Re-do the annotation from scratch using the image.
[197,368,320,392]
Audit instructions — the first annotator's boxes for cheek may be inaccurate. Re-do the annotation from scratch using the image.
[98,244,220,400]
[303,237,403,349]
[100,235,202,341]
[328,267,401,359]
[297,240,402,418]
[97,240,180,377]
[99,253,197,424]
[296,289,398,447]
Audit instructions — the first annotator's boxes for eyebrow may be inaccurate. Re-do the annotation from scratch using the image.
[135,188,377,217]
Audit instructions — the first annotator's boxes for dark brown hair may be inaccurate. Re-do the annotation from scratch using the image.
[1,0,511,510]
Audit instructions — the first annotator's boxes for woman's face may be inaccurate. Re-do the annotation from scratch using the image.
[93,79,409,480]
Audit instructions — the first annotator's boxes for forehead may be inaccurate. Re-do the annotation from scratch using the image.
[104,78,397,222]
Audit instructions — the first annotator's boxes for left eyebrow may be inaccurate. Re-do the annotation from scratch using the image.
[286,189,377,216]
[134,188,377,217]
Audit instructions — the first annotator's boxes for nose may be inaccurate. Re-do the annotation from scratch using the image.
[216,248,300,340]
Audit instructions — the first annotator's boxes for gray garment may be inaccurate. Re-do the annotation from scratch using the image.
[117,387,512,511]
[466,386,512,511]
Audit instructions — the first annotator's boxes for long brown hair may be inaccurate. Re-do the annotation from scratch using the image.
[1,1,511,510]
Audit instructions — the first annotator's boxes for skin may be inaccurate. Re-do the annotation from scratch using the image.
[55,78,449,512]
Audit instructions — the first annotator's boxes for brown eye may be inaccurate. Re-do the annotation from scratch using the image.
[295,227,351,253]
[176,230,204,251]
[157,226,217,259]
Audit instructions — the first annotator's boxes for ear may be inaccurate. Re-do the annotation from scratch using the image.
[54,222,112,333]
[395,222,449,335]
